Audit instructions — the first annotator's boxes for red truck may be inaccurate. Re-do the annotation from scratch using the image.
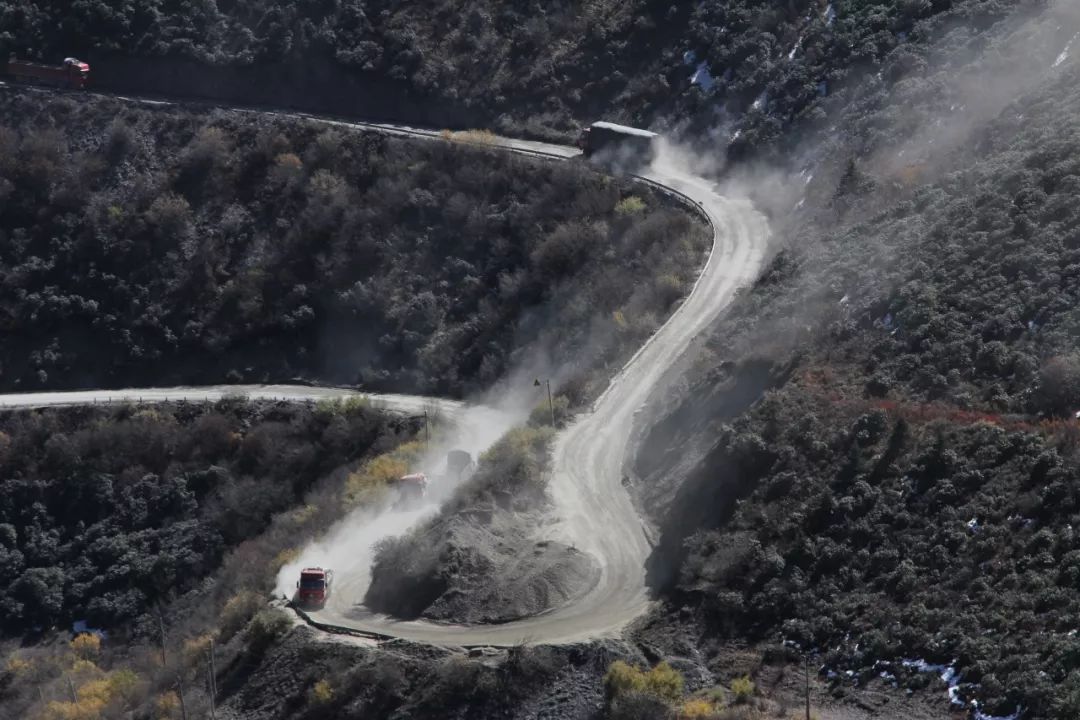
[294,567,334,608]
[391,472,429,510]
[4,56,91,90]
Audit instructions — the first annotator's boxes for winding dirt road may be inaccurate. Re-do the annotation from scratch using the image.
[0,95,769,646]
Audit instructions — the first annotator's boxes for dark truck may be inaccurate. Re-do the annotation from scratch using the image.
[577,121,658,169]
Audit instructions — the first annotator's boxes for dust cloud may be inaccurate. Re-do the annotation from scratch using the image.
[273,366,549,600]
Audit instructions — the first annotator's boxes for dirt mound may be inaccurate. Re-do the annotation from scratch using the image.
[366,509,598,623]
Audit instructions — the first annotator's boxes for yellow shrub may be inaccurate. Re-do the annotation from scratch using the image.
[730,675,755,703]
[43,699,103,720]
[44,669,138,720]
[71,633,101,661]
[604,660,646,699]
[272,153,302,172]
[445,129,497,146]
[4,655,33,676]
[70,659,102,677]
[315,395,370,417]
[679,698,716,718]
[612,309,628,330]
[344,454,405,507]
[615,196,647,215]
[182,633,215,667]
[309,678,334,705]
[645,661,685,702]
[343,440,426,508]
[219,590,263,640]
[107,669,139,705]
[155,691,181,719]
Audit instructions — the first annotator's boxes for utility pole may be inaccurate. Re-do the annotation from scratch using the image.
[423,410,429,445]
[209,638,217,697]
[176,674,189,720]
[805,654,811,720]
[206,655,216,719]
[66,674,78,704]
[534,379,555,426]
[157,605,168,666]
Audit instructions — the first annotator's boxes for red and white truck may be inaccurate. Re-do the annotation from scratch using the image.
[294,567,334,608]
[4,56,91,90]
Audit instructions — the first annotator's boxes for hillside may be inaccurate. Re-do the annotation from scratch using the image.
[0,0,1037,154]
[633,5,1080,719]
[4,0,1080,719]
[0,91,707,399]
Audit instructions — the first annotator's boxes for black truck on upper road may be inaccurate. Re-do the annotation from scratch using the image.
[577,121,658,169]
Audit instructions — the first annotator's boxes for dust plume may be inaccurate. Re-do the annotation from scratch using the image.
[273,368,549,600]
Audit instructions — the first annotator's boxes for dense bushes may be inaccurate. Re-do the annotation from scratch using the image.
[0,0,1035,148]
[643,13,1080,719]
[0,91,707,399]
[677,394,1080,717]
[0,398,408,633]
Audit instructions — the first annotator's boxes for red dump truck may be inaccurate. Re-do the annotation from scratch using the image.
[4,57,91,90]
[391,472,429,510]
[294,567,334,607]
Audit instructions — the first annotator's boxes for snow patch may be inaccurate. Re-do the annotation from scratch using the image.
[691,62,715,91]
[1054,32,1079,68]
[683,50,697,66]
[788,36,803,60]
[72,620,107,639]
[974,708,1023,720]
[824,4,836,26]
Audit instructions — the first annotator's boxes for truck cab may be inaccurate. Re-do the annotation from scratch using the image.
[63,58,91,89]
[391,472,428,510]
[295,567,333,607]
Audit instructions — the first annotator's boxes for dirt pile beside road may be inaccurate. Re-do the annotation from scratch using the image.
[367,507,598,623]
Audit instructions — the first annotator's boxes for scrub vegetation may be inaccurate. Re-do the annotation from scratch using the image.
[0,0,1031,154]
[642,11,1080,719]
[0,397,420,718]
[0,91,708,399]
[0,398,412,633]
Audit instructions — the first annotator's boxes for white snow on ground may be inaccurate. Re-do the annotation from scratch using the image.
[824,4,837,26]
[974,707,1023,720]
[752,91,768,110]
[902,659,1024,719]
[788,35,803,60]
[683,50,697,66]
[902,660,963,707]
[1054,32,1079,67]
[691,62,714,91]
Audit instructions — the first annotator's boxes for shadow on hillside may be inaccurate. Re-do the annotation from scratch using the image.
[639,360,789,593]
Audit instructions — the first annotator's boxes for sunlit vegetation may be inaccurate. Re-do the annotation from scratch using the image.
[0,0,1030,148]
[0,92,707,400]
[0,398,410,633]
